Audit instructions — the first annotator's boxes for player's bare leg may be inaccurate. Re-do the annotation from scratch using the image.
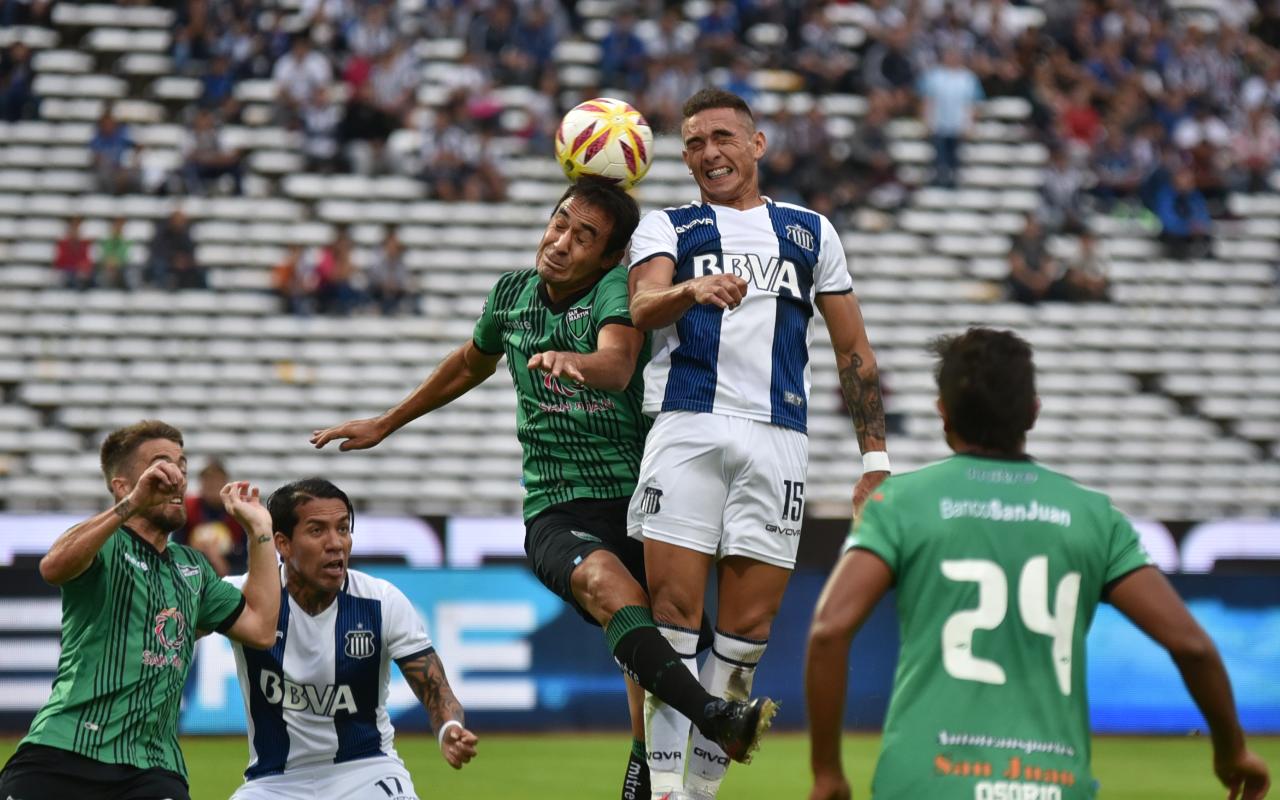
[685,556,790,799]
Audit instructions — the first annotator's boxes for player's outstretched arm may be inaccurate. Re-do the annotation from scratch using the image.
[220,481,281,650]
[40,460,185,585]
[1109,567,1271,800]
[311,340,502,451]
[816,292,889,513]
[806,549,894,800]
[399,650,478,769]
[628,256,748,330]
[528,323,644,392]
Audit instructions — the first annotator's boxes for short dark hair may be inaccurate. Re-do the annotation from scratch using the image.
[554,176,640,257]
[930,328,1037,454]
[266,477,355,539]
[681,88,755,127]
[100,420,184,483]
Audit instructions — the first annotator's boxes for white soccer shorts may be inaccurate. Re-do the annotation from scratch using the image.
[627,410,809,569]
[228,756,418,800]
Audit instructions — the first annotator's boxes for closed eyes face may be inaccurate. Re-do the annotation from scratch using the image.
[536,197,617,292]
[681,107,766,206]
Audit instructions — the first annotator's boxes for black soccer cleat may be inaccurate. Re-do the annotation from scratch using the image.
[698,696,778,764]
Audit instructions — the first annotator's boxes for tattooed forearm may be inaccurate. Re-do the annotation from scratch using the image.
[839,352,887,453]
[112,497,134,521]
[400,651,465,733]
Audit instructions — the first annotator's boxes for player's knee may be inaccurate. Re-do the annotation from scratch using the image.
[649,592,701,629]
[719,609,776,642]
[571,555,635,623]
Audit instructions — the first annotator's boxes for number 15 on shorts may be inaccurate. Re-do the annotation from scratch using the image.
[782,480,805,522]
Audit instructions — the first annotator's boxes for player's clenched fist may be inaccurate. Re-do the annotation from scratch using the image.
[311,417,389,451]
[127,460,186,511]
[688,273,748,310]
[1216,748,1270,800]
[220,481,272,534]
[440,724,478,770]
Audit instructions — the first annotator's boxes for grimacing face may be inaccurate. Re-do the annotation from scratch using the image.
[681,107,766,207]
[115,438,188,533]
[535,196,618,295]
[278,497,352,595]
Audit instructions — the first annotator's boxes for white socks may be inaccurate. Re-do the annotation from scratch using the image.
[685,630,768,800]
[646,624,700,795]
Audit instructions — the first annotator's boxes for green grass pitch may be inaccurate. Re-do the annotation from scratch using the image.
[4,733,1278,798]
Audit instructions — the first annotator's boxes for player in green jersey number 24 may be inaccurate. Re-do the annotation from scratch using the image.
[0,420,281,800]
[805,328,1270,800]
[312,178,774,800]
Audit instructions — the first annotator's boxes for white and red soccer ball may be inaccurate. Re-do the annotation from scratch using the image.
[554,97,654,189]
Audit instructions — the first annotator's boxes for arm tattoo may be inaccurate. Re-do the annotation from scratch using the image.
[112,497,134,521]
[839,353,887,453]
[399,651,464,734]
[255,534,270,545]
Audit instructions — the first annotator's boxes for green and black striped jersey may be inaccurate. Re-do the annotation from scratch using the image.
[21,527,244,776]
[473,266,650,520]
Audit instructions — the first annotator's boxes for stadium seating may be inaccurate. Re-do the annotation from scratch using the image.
[0,6,1277,522]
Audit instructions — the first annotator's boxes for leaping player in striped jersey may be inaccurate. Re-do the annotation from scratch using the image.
[224,478,477,800]
[625,88,892,800]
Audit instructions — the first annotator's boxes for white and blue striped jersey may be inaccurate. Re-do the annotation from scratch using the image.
[628,199,855,433]
[226,568,433,780]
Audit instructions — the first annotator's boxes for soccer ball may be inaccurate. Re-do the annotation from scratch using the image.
[554,98,654,189]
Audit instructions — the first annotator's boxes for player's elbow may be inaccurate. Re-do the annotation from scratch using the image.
[241,613,279,650]
[807,614,855,652]
[1166,627,1217,665]
[39,554,71,586]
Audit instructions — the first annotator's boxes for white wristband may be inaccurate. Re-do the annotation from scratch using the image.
[862,451,892,474]
[438,719,463,749]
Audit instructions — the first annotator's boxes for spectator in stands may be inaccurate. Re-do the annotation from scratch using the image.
[599,8,648,92]
[89,108,139,195]
[696,0,740,69]
[339,81,396,176]
[369,229,412,315]
[1174,99,1231,214]
[1091,121,1143,212]
[200,54,241,123]
[273,32,333,122]
[1058,82,1102,148]
[1006,213,1103,305]
[861,24,917,117]
[795,6,857,94]
[314,228,366,315]
[502,4,558,88]
[721,56,757,106]
[1040,147,1088,231]
[1231,104,1280,193]
[419,104,471,201]
[301,86,344,172]
[643,51,701,133]
[1065,225,1111,302]
[272,244,310,315]
[845,90,904,210]
[646,7,695,62]
[147,209,204,290]
[1155,167,1213,260]
[369,39,418,128]
[97,217,132,290]
[348,1,395,61]
[1,0,50,27]
[174,459,247,577]
[183,108,245,195]
[467,0,518,82]
[54,217,94,291]
[919,47,983,188]
[0,42,37,122]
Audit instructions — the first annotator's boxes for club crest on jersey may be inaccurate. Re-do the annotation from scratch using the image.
[542,371,579,397]
[692,253,803,300]
[566,305,591,340]
[344,629,377,659]
[153,607,187,649]
[640,486,663,515]
[785,223,816,252]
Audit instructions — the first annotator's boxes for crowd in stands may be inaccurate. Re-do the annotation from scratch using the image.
[13,0,1280,308]
[271,226,414,316]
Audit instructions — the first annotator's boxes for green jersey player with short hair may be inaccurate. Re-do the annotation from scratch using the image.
[0,421,281,800]
[313,178,773,800]
[805,328,1270,800]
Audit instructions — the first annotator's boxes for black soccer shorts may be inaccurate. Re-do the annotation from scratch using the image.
[525,496,646,626]
[0,743,192,800]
